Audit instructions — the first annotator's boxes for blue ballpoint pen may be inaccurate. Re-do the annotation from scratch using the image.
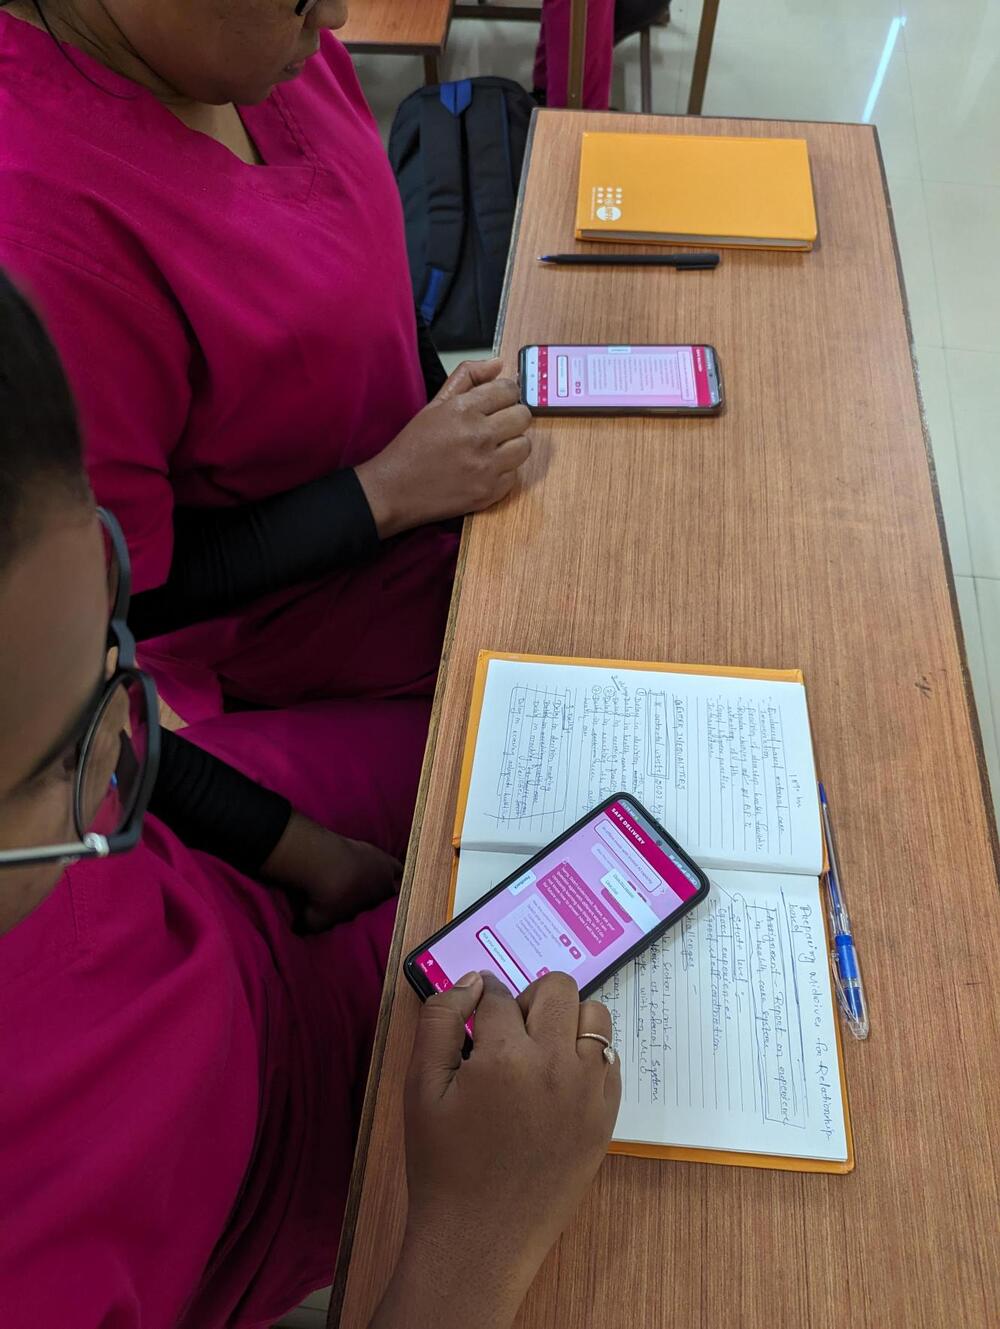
[818,782,870,1040]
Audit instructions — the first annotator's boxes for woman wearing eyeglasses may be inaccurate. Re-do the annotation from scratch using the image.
[0,273,619,1327]
[0,0,532,841]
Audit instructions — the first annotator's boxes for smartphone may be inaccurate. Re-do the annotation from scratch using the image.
[519,343,723,415]
[404,793,710,1006]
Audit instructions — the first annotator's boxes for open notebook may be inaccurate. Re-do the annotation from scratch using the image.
[450,652,853,1173]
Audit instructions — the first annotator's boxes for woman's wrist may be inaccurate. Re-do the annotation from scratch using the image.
[372,1216,531,1329]
[355,456,405,540]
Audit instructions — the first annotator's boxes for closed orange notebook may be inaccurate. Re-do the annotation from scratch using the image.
[448,650,854,1175]
[574,132,818,251]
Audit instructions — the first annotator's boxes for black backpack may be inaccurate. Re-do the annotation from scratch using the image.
[389,77,534,351]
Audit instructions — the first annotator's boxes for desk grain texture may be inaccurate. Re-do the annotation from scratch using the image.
[331,112,1000,1329]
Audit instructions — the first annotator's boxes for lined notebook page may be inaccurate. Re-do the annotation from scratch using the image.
[600,870,847,1161]
[461,658,822,874]
[451,857,847,1162]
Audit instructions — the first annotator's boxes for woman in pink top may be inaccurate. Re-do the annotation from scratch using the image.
[0,271,620,1326]
[0,0,532,836]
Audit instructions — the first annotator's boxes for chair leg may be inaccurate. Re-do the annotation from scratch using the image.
[424,53,440,85]
[687,0,720,115]
[639,26,653,114]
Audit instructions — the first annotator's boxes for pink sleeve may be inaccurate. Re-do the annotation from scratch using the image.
[0,236,191,592]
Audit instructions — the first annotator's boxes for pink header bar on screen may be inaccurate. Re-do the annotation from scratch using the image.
[607,801,701,901]
[693,345,711,406]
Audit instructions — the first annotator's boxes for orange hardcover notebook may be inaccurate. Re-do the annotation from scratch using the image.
[447,651,854,1174]
[574,132,818,251]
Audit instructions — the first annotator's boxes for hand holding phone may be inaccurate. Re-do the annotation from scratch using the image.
[405,795,709,1005]
[356,357,532,538]
[520,343,723,415]
[376,970,620,1326]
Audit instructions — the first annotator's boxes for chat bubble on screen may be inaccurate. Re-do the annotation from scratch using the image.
[600,869,660,933]
[594,820,666,894]
[536,861,624,955]
[495,895,585,977]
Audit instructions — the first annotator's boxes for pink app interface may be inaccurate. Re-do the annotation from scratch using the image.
[536,344,712,409]
[414,801,702,997]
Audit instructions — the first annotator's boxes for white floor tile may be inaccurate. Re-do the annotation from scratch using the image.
[907,35,1000,188]
[913,345,971,578]
[967,576,1000,824]
[271,1306,327,1329]
[924,183,1000,352]
[897,0,996,53]
[700,29,920,180]
[301,1284,332,1311]
[886,177,943,349]
[944,349,1000,579]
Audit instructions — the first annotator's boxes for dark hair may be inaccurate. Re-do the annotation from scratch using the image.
[0,269,88,569]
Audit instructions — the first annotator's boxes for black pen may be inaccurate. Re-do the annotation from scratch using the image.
[538,251,720,269]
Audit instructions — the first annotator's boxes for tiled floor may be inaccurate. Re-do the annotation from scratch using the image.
[276,3,999,1321]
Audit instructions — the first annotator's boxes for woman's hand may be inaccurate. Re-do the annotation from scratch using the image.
[372,971,621,1329]
[355,358,532,538]
[261,811,402,932]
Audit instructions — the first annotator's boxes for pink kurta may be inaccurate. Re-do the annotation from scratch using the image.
[0,697,429,1328]
[534,0,614,109]
[0,14,456,728]
[0,825,394,1329]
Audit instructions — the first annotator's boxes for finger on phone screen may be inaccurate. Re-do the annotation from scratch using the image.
[518,971,581,1046]
[412,972,485,1092]
[472,971,528,1047]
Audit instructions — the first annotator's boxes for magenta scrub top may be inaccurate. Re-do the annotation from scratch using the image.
[0,13,455,724]
[0,692,433,1329]
[0,820,394,1329]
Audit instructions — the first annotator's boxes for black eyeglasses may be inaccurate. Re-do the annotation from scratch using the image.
[0,509,160,868]
[294,1,321,16]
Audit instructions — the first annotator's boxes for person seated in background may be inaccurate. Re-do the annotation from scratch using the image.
[0,0,533,843]
[0,270,620,1329]
[533,0,671,109]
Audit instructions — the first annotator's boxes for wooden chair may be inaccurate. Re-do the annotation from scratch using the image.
[454,0,721,115]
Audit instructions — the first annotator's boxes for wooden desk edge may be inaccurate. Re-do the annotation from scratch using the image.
[328,517,473,1322]
[328,110,1000,1324]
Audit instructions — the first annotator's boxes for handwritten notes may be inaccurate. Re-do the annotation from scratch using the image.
[451,856,847,1162]
[462,659,822,875]
[599,870,847,1160]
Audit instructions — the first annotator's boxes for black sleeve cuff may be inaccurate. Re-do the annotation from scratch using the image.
[150,729,292,874]
[129,466,379,640]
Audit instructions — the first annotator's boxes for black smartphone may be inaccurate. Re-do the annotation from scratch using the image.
[404,793,710,1003]
[518,343,723,416]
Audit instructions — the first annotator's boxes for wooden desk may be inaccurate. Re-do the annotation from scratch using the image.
[331,111,1000,1328]
[339,0,453,83]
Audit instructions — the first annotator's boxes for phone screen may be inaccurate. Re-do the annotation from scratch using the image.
[521,344,719,410]
[410,798,706,999]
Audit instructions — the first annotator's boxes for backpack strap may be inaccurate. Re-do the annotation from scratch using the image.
[415,81,474,326]
[462,86,520,330]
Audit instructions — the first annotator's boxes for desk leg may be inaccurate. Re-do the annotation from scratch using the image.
[687,0,720,115]
[566,0,589,109]
[424,52,441,84]
[639,25,653,113]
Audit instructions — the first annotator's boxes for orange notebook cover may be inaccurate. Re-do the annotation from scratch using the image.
[574,132,818,251]
[448,650,854,1175]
